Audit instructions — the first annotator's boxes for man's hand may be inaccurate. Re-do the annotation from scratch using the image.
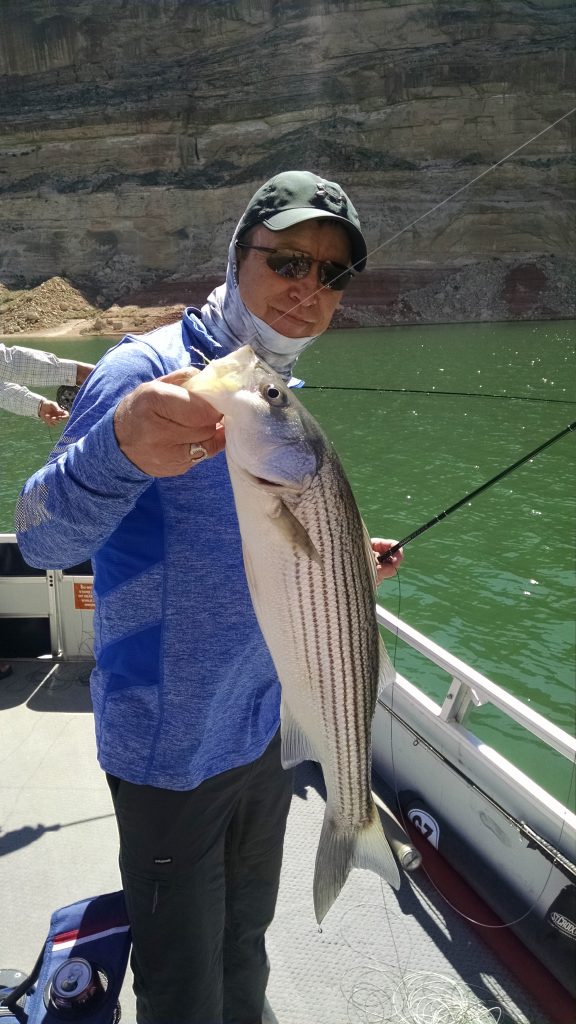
[114,367,225,477]
[38,399,69,425]
[371,537,404,583]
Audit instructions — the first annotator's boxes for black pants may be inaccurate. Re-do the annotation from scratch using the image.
[107,731,294,1024]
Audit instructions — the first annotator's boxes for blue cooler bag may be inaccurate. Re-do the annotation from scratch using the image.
[0,891,131,1023]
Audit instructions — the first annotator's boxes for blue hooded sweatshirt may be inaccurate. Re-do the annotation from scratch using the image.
[15,310,281,790]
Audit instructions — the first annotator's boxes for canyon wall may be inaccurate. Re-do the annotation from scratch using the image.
[0,0,574,323]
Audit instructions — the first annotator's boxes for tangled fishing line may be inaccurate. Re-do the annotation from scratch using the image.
[338,888,506,1024]
[346,970,502,1024]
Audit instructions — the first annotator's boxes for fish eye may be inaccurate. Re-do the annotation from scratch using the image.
[261,384,287,407]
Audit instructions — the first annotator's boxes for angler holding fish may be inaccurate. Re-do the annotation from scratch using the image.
[17,171,406,1024]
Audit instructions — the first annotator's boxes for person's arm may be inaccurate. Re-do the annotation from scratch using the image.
[0,346,92,422]
[0,344,79,387]
[16,344,223,569]
[0,379,50,419]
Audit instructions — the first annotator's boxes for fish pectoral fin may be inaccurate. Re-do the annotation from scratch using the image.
[313,803,401,925]
[280,699,319,768]
[268,499,322,565]
[377,635,395,697]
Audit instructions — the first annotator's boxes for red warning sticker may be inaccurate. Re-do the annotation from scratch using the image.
[74,582,95,610]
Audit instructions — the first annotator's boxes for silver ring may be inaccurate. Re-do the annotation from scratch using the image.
[189,442,209,463]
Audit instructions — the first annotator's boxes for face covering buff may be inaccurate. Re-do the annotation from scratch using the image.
[201,232,319,381]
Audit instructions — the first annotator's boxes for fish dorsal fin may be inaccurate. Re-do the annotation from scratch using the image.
[280,697,320,768]
[267,497,322,566]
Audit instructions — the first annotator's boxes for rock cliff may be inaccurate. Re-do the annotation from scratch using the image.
[0,0,574,326]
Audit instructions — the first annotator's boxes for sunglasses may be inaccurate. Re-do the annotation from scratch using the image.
[235,241,355,291]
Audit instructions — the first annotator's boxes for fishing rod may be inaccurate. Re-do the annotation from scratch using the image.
[379,420,576,562]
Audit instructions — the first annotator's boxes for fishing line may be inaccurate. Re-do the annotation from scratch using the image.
[338,882,506,1022]
[265,105,576,331]
[358,105,576,269]
[305,386,575,406]
[345,972,503,1024]
[42,421,62,450]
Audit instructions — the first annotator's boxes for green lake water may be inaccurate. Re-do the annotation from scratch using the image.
[1,322,575,806]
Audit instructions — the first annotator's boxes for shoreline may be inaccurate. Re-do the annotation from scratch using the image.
[0,279,187,340]
[0,305,184,342]
[1,311,574,346]
[0,319,106,342]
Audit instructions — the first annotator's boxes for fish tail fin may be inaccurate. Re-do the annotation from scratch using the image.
[313,803,401,925]
[313,810,355,926]
[354,804,402,889]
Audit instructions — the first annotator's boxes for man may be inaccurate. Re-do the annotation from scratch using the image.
[0,343,93,425]
[16,171,402,1024]
[0,344,93,679]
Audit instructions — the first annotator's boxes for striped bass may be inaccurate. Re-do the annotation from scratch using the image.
[186,345,402,922]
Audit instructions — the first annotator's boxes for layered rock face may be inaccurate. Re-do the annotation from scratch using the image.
[0,0,574,323]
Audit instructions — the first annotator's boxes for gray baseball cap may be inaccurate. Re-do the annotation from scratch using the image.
[236,170,367,272]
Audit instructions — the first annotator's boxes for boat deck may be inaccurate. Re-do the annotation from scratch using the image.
[0,658,554,1024]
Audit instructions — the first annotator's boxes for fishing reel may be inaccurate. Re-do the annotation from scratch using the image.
[56,386,81,413]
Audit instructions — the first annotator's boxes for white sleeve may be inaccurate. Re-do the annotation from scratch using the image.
[0,379,43,418]
[0,344,77,387]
